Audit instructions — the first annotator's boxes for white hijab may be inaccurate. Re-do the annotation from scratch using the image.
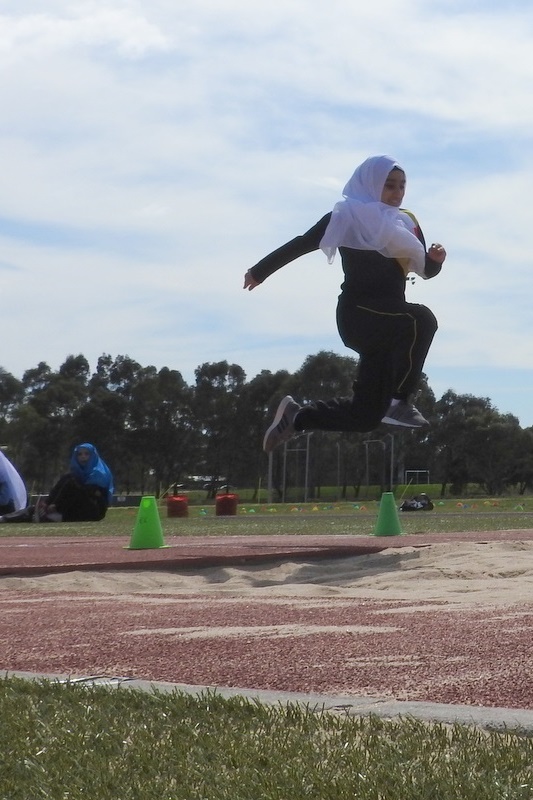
[0,451,27,510]
[319,154,426,276]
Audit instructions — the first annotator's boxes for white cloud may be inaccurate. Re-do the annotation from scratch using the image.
[0,0,533,425]
[0,5,171,59]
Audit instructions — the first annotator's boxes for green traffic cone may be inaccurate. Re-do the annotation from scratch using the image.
[373,491,403,537]
[126,496,169,550]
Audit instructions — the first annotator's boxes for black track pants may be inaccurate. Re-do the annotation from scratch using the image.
[295,296,438,433]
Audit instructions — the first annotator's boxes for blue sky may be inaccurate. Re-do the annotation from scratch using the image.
[3,2,533,425]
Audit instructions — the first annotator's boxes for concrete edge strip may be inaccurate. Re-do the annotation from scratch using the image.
[3,669,533,736]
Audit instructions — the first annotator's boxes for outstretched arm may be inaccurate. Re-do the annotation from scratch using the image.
[243,213,331,291]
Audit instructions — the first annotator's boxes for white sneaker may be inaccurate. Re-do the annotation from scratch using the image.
[263,396,301,453]
[382,400,429,427]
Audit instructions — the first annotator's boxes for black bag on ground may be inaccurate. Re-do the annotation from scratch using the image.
[399,493,434,512]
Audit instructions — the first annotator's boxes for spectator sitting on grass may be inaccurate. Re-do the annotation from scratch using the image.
[0,443,114,523]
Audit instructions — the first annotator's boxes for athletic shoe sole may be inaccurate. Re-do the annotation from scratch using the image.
[263,396,296,453]
[381,415,426,427]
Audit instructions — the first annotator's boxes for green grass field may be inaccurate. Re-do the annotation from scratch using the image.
[2,494,533,538]
[1,678,532,800]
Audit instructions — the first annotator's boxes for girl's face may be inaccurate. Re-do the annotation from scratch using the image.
[381,168,406,207]
[76,448,92,465]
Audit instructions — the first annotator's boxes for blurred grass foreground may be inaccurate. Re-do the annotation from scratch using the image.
[1,678,532,800]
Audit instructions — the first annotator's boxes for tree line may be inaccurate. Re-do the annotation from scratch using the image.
[0,350,531,499]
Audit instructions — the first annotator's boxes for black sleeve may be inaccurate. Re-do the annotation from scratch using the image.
[249,213,331,283]
[424,256,442,279]
[83,484,109,520]
[416,222,442,280]
[86,484,109,506]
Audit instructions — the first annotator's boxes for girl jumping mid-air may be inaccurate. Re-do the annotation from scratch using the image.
[243,154,446,453]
